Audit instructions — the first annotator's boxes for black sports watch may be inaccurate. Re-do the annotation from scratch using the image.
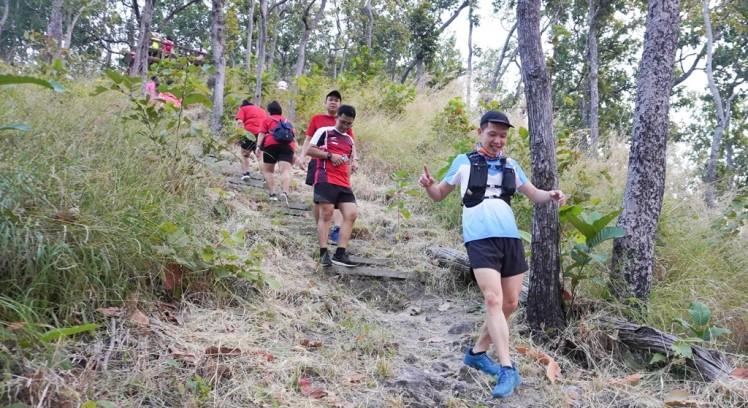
[327,152,332,160]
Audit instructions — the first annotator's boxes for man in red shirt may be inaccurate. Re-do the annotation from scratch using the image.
[235,100,267,180]
[307,105,360,267]
[256,101,297,204]
[299,90,354,245]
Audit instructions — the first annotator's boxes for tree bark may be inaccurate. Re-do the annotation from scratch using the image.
[294,0,327,77]
[211,0,226,133]
[253,0,268,104]
[0,0,9,42]
[133,0,155,80]
[610,0,680,301]
[586,0,600,152]
[702,0,728,208]
[600,318,732,381]
[365,0,373,48]
[48,0,64,49]
[488,21,518,97]
[245,0,255,68]
[63,5,86,49]
[517,0,566,335]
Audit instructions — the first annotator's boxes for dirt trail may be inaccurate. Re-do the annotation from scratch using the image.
[194,151,559,407]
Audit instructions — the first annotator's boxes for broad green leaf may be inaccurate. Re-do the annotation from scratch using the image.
[2,208,20,221]
[82,401,97,408]
[265,277,281,290]
[0,123,32,131]
[400,208,411,220]
[672,317,694,332]
[40,323,98,342]
[558,204,583,221]
[518,230,532,243]
[564,213,596,239]
[592,209,623,231]
[649,353,667,364]
[89,85,111,96]
[104,69,125,85]
[182,93,212,107]
[0,74,67,93]
[587,227,626,248]
[704,327,731,341]
[588,252,609,264]
[590,276,606,287]
[230,229,245,245]
[688,301,712,326]
[518,126,529,139]
[671,341,692,358]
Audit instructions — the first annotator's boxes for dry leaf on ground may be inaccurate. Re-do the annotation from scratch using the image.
[664,389,703,407]
[731,368,748,380]
[204,346,242,356]
[347,372,365,384]
[96,307,123,316]
[170,348,196,360]
[546,361,561,384]
[517,345,562,384]
[130,311,149,325]
[248,350,274,362]
[609,373,643,387]
[438,302,451,311]
[6,322,26,331]
[299,377,328,399]
[300,339,323,348]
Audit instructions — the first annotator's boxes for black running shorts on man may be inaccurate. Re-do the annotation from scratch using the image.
[465,237,528,278]
[261,144,294,164]
[313,182,356,208]
[239,136,257,152]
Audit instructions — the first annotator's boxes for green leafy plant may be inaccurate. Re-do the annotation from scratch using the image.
[559,205,625,311]
[0,73,67,131]
[669,301,731,360]
[384,170,420,235]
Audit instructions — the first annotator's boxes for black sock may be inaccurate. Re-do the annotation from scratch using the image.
[335,247,346,256]
[320,248,328,257]
[469,349,486,356]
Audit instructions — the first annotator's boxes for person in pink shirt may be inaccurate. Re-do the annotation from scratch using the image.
[145,76,159,99]
[235,99,267,180]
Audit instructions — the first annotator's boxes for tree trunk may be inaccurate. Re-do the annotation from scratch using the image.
[610,0,680,301]
[245,0,255,68]
[702,0,728,208]
[133,0,155,80]
[63,5,86,49]
[253,0,267,104]
[0,0,9,42]
[294,0,327,78]
[211,0,226,133]
[587,0,600,152]
[517,0,566,335]
[466,2,473,106]
[365,0,373,48]
[488,21,518,98]
[48,0,64,50]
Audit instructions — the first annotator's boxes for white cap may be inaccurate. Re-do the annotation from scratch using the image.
[277,80,288,90]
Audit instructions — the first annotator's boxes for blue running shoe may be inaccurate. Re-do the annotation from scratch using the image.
[463,347,502,376]
[492,365,522,398]
[328,226,340,245]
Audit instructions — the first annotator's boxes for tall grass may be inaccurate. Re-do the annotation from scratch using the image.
[0,83,217,330]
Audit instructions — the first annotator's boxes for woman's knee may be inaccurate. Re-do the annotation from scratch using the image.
[503,298,519,314]
[483,291,503,309]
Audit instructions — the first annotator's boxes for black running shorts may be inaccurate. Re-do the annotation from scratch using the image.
[313,182,356,208]
[239,136,257,152]
[465,237,528,278]
[261,144,294,164]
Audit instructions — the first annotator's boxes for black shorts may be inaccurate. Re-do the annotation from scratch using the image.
[239,136,257,151]
[305,160,317,186]
[313,182,356,208]
[261,144,294,164]
[465,237,528,278]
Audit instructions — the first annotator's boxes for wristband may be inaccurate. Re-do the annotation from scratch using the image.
[327,152,332,160]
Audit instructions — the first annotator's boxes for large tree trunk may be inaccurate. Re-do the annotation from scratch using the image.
[517,0,566,334]
[488,21,518,98]
[586,0,600,152]
[294,0,327,78]
[133,0,155,80]
[47,0,64,50]
[465,1,473,106]
[211,0,226,133]
[253,0,267,104]
[245,0,255,68]
[702,0,730,208]
[0,0,9,42]
[610,0,680,301]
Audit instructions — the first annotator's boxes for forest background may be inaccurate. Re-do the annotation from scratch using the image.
[1,0,747,406]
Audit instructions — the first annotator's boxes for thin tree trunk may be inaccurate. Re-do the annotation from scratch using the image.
[0,0,9,42]
[211,0,226,133]
[266,28,278,69]
[133,0,155,80]
[517,0,566,334]
[365,0,373,48]
[466,1,473,106]
[245,0,255,68]
[294,0,327,77]
[253,0,267,104]
[63,5,86,49]
[702,0,727,208]
[489,21,518,97]
[610,0,680,301]
[587,0,600,152]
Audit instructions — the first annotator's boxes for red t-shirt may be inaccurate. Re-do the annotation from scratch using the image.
[236,105,267,135]
[259,114,297,149]
[310,127,354,188]
[306,114,354,138]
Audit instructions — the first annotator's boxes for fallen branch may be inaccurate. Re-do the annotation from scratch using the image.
[600,318,733,381]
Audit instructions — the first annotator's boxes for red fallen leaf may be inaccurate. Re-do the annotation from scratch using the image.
[300,339,323,348]
[130,310,149,325]
[164,263,185,290]
[205,346,242,356]
[248,350,274,362]
[170,348,196,360]
[299,377,328,399]
[609,373,642,387]
[6,322,25,331]
[517,345,562,384]
[731,368,748,380]
[562,289,573,301]
[347,372,365,383]
[96,307,123,316]
[546,360,561,384]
